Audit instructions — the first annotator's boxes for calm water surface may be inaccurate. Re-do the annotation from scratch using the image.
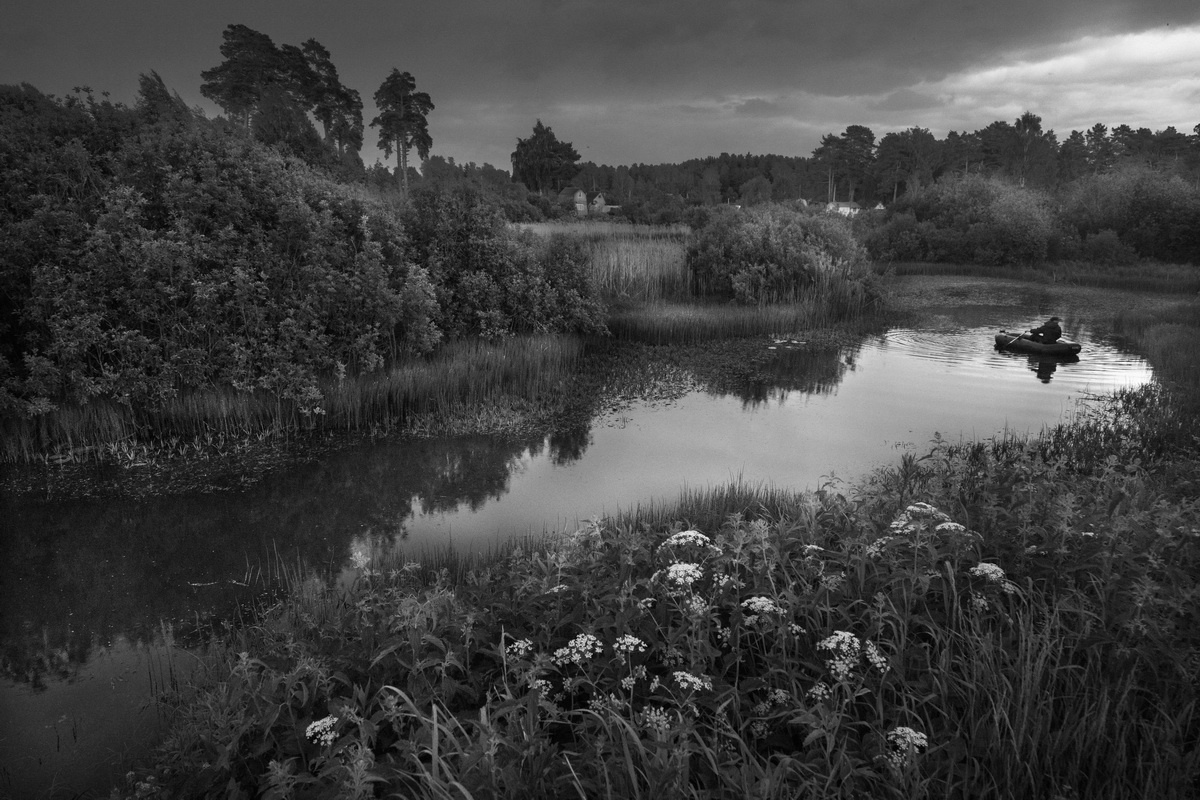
[0,297,1157,797]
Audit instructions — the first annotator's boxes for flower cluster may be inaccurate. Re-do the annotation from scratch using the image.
[806,681,832,701]
[818,631,862,680]
[614,634,647,655]
[657,562,704,589]
[883,726,929,772]
[640,706,673,737]
[865,536,895,558]
[741,596,785,615]
[553,633,604,666]
[819,571,846,591]
[306,715,339,747]
[673,671,713,692]
[506,638,533,659]
[661,530,720,552]
[969,562,1005,582]
[864,640,889,674]
[889,502,951,534]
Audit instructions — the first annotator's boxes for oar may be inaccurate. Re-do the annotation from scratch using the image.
[998,329,1029,349]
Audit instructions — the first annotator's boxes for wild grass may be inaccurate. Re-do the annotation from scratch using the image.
[120,381,1200,799]
[608,292,878,346]
[881,259,1200,293]
[0,335,582,464]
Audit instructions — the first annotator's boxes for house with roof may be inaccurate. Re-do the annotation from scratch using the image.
[556,186,618,215]
[826,201,862,217]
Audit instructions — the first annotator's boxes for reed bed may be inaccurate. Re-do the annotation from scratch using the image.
[515,220,690,242]
[607,294,874,345]
[0,335,582,463]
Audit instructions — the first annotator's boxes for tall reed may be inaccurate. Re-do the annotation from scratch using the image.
[1,335,582,463]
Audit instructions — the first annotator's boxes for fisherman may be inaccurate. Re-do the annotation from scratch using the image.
[1027,316,1062,344]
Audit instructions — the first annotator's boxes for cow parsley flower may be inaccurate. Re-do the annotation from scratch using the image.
[673,671,712,692]
[741,596,785,615]
[661,530,719,552]
[553,633,603,666]
[306,715,339,747]
[506,638,533,660]
[818,631,862,681]
[659,562,704,588]
[806,682,832,701]
[884,726,929,772]
[969,563,1006,583]
[640,706,672,736]
[614,634,647,654]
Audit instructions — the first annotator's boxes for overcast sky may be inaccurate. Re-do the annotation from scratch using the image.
[3,1,1199,171]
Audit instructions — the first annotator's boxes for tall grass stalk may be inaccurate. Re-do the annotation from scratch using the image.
[1,335,582,463]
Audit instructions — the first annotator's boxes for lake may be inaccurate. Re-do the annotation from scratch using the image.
[0,277,1163,797]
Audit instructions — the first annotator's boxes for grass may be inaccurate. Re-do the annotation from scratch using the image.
[117,383,1200,798]
[0,335,583,464]
[880,259,1200,294]
[108,281,1200,800]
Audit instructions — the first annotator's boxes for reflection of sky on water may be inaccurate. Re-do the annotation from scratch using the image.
[398,323,1154,554]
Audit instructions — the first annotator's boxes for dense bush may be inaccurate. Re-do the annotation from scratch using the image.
[1,83,605,426]
[687,205,873,306]
[1059,165,1200,264]
[400,186,606,339]
[863,174,1060,266]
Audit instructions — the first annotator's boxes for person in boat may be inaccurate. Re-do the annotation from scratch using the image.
[1027,316,1062,344]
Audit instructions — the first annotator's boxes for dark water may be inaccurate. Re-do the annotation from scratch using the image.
[0,297,1156,797]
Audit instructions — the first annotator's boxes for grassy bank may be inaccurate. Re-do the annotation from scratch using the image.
[880,260,1200,294]
[1,336,582,464]
[119,379,1200,799]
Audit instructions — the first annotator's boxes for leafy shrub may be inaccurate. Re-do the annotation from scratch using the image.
[1080,229,1137,265]
[687,205,873,307]
[866,174,1060,266]
[400,186,607,339]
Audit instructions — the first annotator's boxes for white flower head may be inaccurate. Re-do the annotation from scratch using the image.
[553,633,604,666]
[659,562,704,588]
[818,631,862,681]
[506,639,533,660]
[884,726,929,772]
[614,634,647,654]
[306,715,339,747]
[673,671,713,692]
[661,530,720,553]
[969,563,1006,583]
[741,596,785,615]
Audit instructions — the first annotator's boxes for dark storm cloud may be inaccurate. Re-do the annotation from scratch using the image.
[3,0,1199,166]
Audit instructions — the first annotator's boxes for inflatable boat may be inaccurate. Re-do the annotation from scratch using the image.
[995,330,1082,355]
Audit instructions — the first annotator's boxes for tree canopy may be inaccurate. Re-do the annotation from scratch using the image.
[511,120,581,195]
[370,69,434,197]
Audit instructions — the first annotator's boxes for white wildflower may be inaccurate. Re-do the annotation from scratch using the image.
[553,633,604,666]
[660,562,704,588]
[673,671,713,692]
[614,634,647,655]
[789,623,806,636]
[750,720,769,738]
[741,596,785,615]
[506,639,533,660]
[884,726,929,772]
[802,544,822,556]
[818,631,862,681]
[306,715,339,747]
[935,521,966,534]
[662,530,719,552]
[820,571,846,591]
[970,592,989,612]
[640,706,672,736]
[806,682,832,701]
[864,640,889,675]
[969,563,1006,583]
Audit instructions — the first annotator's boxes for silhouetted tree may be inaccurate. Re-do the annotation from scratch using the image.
[370,69,433,197]
[511,120,580,195]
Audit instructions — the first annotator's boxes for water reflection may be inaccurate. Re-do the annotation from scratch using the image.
[1026,354,1080,383]
[735,343,860,406]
